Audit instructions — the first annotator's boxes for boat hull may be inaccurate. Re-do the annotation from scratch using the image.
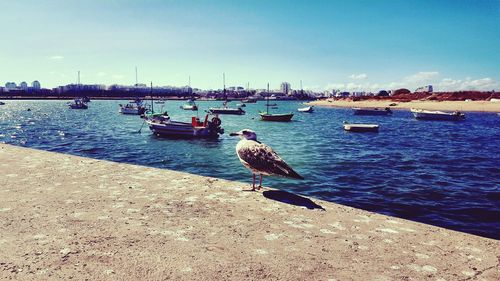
[180,105,198,111]
[208,108,245,115]
[119,107,145,115]
[298,106,314,113]
[353,108,391,115]
[148,121,220,138]
[411,109,465,121]
[69,105,88,109]
[343,124,379,132]
[259,113,294,122]
[242,99,257,103]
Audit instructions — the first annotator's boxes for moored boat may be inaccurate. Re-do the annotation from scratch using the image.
[208,101,245,115]
[259,83,293,122]
[411,108,465,121]
[0,101,5,105]
[68,98,88,109]
[298,106,314,113]
[242,98,257,103]
[343,122,379,132]
[208,74,245,115]
[119,100,146,115]
[146,112,224,138]
[353,107,392,115]
[180,99,198,111]
[259,112,294,121]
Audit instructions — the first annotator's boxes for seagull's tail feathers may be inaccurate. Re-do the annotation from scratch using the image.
[276,163,304,180]
[286,168,304,180]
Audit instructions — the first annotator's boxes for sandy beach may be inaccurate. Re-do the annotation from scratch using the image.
[308,99,500,113]
[1,144,499,280]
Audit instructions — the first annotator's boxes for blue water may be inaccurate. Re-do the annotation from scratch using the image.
[1,100,499,239]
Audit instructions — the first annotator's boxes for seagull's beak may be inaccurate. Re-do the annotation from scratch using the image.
[229,132,240,137]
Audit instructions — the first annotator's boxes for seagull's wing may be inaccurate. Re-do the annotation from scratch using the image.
[237,142,304,179]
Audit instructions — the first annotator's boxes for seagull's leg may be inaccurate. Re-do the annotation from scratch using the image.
[252,174,256,191]
[258,175,263,190]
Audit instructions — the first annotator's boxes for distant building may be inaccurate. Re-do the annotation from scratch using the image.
[20,81,28,90]
[280,82,291,95]
[415,85,433,93]
[32,80,41,90]
[5,82,16,89]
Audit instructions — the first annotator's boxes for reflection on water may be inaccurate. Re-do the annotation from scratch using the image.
[1,99,499,239]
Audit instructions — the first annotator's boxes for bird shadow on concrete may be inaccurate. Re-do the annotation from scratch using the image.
[262,190,325,210]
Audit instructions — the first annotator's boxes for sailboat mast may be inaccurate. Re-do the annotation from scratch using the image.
[150,81,154,114]
[77,71,81,97]
[135,67,138,86]
[266,83,270,115]
[223,73,227,101]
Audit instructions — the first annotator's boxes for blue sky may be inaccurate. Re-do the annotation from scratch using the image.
[0,0,498,91]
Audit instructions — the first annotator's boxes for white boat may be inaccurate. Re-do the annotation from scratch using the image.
[119,100,146,115]
[146,112,224,138]
[68,98,88,109]
[298,106,314,113]
[411,108,465,121]
[180,99,198,110]
[343,122,379,132]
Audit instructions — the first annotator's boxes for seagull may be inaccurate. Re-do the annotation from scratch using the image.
[230,129,304,190]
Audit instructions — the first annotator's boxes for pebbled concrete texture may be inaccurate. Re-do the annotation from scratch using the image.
[0,144,498,280]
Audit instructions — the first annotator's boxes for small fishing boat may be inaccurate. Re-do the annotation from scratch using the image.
[180,99,198,111]
[68,98,88,109]
[0,101,5,105]
[208,73,245,115]
[411,108,465,121]
[259,112,294,121]
[208,103,246,115]
[119,99,146,115]
[343,122,379,132]
[259,83,293,122]
[146,112,224,139]
[353,107,392,115]
[155,99,165,104]
[236,103,246,107]
[242,98,257,103]
[298,106,314,113]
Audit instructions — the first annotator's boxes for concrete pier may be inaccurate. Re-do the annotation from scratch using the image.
[1,144,498,280]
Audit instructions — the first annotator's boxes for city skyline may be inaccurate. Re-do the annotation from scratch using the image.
[1,0,499,91]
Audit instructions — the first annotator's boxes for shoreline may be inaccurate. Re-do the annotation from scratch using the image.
[1,144,499,280]
[307,99,500,113]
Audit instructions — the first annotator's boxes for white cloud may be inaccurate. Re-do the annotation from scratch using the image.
[349,73,367,80]
[48,55,64,60]
[405,71,439,84]
[97,72,107,77]
[437,77,498,91]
